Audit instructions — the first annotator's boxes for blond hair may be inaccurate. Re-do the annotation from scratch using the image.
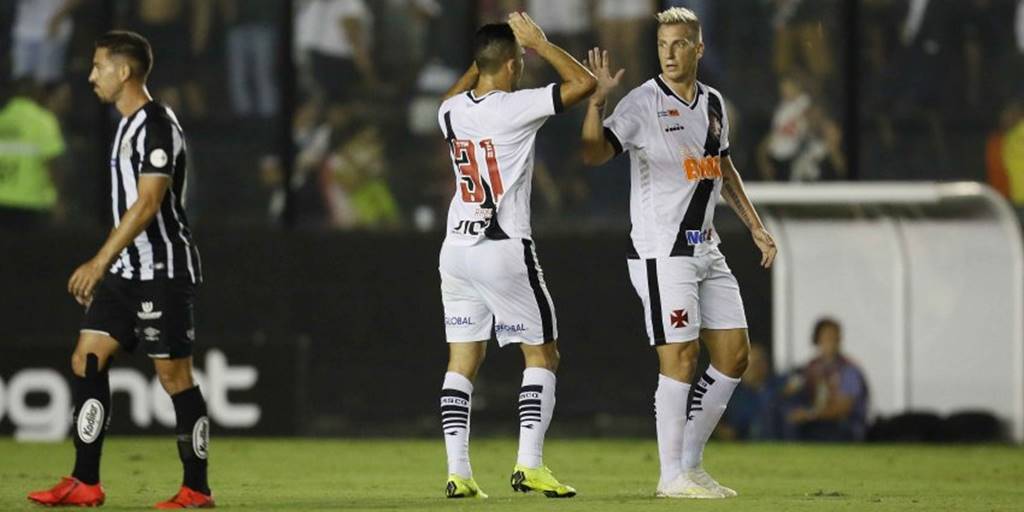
[655,7,701,36]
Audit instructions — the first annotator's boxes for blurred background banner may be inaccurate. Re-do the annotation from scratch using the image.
[1,0,1023,442]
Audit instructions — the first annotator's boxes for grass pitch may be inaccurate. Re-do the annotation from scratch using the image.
[2,438,1022,511]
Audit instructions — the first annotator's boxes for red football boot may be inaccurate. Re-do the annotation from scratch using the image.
[27,476,106,507]
[154,486,215,509]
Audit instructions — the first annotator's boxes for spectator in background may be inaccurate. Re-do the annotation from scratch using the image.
[771,0,837,96]
[0,80,66,229]
[119,0,212,119]
[782,318,869,442]
[296,0,378,103]
[757,73,845,181]
[595,0,656,103]
[320,121,400,230]
[220,0,279,119]
[11,0,81,86]
[718,343,780,441]
[987,100,1024,208]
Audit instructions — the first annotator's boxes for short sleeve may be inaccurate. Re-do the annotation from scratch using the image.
[502,83,561,130]
[139,117,177,177]
[603,90,646,154]
[719,95,731,156]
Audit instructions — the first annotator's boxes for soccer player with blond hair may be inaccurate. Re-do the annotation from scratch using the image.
[581,7,777,499]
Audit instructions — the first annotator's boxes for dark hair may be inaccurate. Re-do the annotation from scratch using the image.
[95,30,153,81]
[812,317,841,345]
[473,23,518,74]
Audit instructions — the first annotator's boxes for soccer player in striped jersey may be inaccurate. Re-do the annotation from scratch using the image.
[436,13,595,499]
[580,7,777,499]
[28,31,213,509]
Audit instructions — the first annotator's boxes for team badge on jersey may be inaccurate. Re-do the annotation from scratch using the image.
[670,309,689,329]
[149,148,169,168]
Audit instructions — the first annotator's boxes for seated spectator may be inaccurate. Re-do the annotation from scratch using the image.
[782,317,869,441]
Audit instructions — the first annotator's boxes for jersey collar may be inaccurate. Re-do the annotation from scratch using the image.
[655,75,701,110]
[466,90,500,104]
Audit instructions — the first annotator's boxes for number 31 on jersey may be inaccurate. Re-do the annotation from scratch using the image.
[452,139,505,204]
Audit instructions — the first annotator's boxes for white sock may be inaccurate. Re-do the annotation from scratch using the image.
[516,367,556,468]
[655,374,691,485]
[682,366,740,470]
[441,371,474,478]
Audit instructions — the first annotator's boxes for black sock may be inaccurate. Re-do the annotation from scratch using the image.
[172,386,210,494]
[71,355,110,485]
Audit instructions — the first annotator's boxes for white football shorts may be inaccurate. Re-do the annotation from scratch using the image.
[439,238,557,346]
[627,247,747,345]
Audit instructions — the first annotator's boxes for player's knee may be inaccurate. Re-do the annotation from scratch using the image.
[718,344,749,378]
[70,351,86,377]
[156,367,193,395]
[541,345,560,372]
[522,343,559,372]
[71,351,106,378]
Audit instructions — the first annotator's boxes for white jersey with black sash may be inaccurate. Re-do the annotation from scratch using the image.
[604,76,730,259]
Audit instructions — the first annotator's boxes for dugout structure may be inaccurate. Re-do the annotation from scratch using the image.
[747,182,1024,443]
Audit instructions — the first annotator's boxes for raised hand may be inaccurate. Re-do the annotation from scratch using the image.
[508,12,547,50]
[585,47,624,106]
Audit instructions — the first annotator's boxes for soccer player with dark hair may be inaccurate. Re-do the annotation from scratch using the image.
[436,13,595,499]
[27,30,212,509]
[580,7,777,499]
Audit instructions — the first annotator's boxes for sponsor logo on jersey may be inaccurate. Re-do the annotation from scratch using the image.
[664,124,685,133]
[658,109,681,118]
[138,302,163,320]
[445,316,475,327]
[684,228,714,246]
[670,309,689,329]
[452,219,490,236]
[495,323,527,334]
[683,155,722,181]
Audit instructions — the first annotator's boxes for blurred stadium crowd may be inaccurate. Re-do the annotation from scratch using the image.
[1,0,1023,229]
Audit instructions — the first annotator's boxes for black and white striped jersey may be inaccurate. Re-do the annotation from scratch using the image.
[107,102,202,283]
[604,77,730,259]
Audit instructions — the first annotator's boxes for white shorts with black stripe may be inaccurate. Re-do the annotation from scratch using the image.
[439,238,557,346]
[627,247,747,345]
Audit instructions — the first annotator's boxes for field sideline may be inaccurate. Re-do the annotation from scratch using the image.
[2,438,1022,511]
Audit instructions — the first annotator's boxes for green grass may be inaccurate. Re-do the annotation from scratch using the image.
[2,438,1023,511]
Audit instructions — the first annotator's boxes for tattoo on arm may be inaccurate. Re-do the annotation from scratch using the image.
[723,176,755,228]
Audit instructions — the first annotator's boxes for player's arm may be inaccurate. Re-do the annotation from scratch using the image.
[509,12,596,110]
[720,155,778,269]
[442,62,479,101]
[68,176,170,305]
[581,47,624,166]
